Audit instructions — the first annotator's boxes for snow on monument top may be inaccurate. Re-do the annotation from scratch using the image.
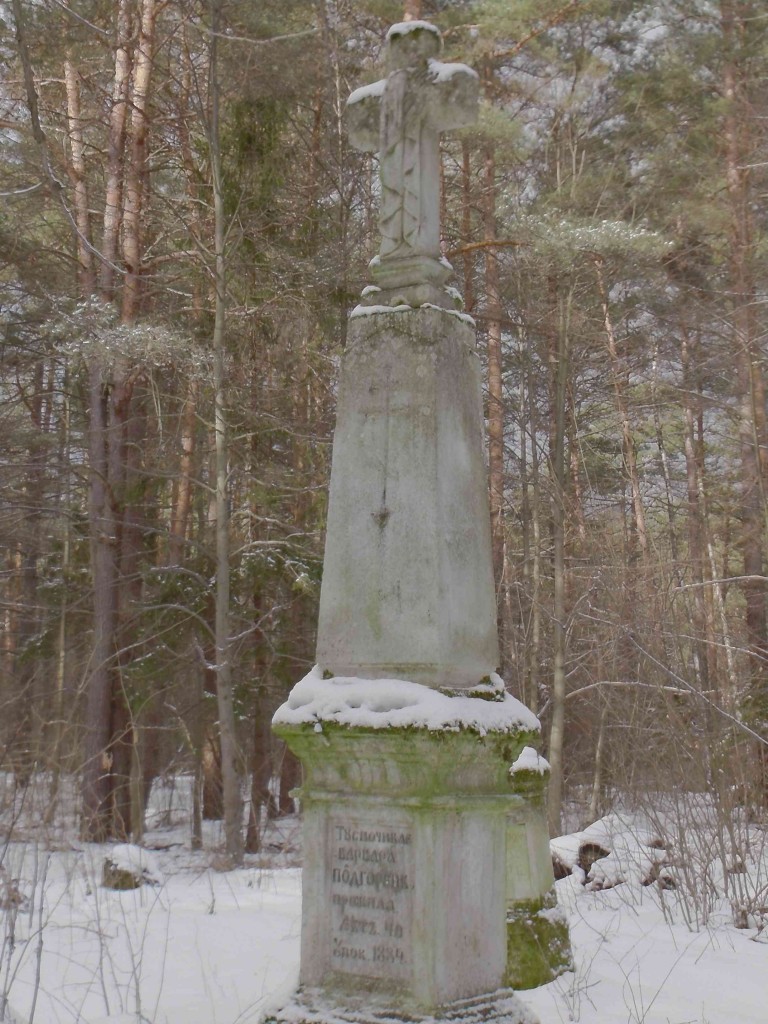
[273,665,540,735]
[386,20,441,41]
[510,745,550,775]
[428,58,479,84]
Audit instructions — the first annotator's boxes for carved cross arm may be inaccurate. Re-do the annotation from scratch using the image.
[346,78,385,153]
[428,60,479,132]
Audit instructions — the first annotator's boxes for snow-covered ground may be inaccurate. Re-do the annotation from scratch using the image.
[1,777,765,1024]
[528,872,767,1024]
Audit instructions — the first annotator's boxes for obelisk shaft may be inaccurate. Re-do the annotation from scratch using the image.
[316,22,495,689]
[316,306,499,688]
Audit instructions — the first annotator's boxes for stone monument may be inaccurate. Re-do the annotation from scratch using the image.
[272,21,570,1024]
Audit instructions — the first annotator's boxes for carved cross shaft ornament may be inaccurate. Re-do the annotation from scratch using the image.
[347,21,478,308]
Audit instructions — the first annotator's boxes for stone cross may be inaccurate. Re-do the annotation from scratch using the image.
[347,21,478,305]
[270,24,570,1024]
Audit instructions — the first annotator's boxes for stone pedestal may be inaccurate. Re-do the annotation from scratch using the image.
[272,679,571,1024]
[271,22,571,1018]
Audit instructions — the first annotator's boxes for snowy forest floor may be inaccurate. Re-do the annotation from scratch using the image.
[1,776,766,1024]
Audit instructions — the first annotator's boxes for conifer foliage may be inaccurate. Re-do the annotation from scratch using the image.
[1,0,766,845]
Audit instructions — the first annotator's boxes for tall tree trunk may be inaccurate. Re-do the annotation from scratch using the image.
[45,370,72,823]
[9,365,47,782]
[121,0,156,322]
[202,727,224,821]
[83,361,120,840]
[100,0,132,301]
[107,0,157,838]
[680,326,716,691]
[82,0,157,839]
[593,256,648,564]
[210,0,243,864]
[169,379,199,565]
[63,22,127,840]
[461,141,475,313]
[246,685,274,853]
[721,2,768,776]
[522,321,542,713]
[482,139,507,669]
[64,59,96,296]
[547,279,571,835]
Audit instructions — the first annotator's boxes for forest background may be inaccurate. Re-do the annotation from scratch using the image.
[1,0,766,866]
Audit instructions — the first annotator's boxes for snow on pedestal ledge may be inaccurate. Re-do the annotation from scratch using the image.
[272,665,540,736]
[510,746,550,776]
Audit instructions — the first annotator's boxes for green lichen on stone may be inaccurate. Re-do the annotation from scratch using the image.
[437,681,506,702]
[273,719,540,802]
[276,714,537,744]
[505,893,572,990]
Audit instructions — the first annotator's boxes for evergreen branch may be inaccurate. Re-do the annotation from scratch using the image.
[491,0,584,62]
[447,239,523,258]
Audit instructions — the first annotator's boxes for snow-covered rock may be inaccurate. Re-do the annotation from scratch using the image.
[102,843,164,890]
[551,814,673,890]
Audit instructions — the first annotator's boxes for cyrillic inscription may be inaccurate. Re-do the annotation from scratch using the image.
[329,820,413,978]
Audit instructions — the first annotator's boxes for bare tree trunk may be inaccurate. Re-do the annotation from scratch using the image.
[190,659,205,849]
[246,686,274,853]
[210,0,243,864]
[100,0,132,301]
[594,256,648,564]
[64,59,96,295]
[523,326,542,713]
[461,141,474,312]
[169,379,199,565]
[588,703,607,824]
[680,327,716,690]
[722,3,768,751]
[45,371,72,823]
[105,373,137,839]
[480,133,511,679]
[105,0,158,839]
[567,395,586,546]
[8,366,47,783]
[82,361,119,840]
[58,4,130,840]
[279,748,301,816]
[121,0,156,322]
[202,728,224,820]
[547,280,571,835]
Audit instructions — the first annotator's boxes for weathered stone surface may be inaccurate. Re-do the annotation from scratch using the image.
[271,18,571,1023]
[346,20,478,309]
[505,894,572,991]
[274,720,546,1012]
[316,307,498,689]
[269,987,540,1024]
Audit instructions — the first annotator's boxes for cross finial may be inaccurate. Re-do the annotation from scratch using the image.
[386,20,440,70]
[347,22,479,309]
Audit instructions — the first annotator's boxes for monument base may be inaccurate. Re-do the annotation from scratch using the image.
[273,674,571,1014]
[269,987,540,1024]
[505,893,572,991]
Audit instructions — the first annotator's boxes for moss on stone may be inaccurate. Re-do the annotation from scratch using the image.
[274,719,540,804]
[437,683,506,702]
[505,894,572,991]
